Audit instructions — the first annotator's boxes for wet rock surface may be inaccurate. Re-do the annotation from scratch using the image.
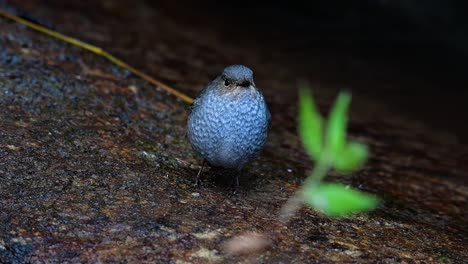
[0,1,467,263]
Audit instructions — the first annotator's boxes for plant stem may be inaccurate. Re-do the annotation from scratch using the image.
[302,153,332,190]
[279,153,332,223]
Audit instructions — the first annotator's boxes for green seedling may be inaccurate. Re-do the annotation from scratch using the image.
[298,86,379,217]
[223,87,380,255]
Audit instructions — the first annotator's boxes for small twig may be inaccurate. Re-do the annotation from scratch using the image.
[0,8,194,104]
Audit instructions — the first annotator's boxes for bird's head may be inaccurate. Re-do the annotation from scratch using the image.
[217,65,255,91]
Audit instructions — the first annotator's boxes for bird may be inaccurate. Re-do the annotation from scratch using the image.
[187,65,271,188]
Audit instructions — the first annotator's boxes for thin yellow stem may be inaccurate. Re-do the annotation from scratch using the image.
[0,8,194,105]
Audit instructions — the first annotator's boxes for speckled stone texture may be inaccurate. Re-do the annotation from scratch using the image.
[0,0,467,263]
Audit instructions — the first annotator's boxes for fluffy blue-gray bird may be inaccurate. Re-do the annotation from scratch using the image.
[187,65,271,187]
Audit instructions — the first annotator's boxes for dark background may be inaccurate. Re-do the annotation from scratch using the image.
[3,0,467,142]
[153,0,468,143]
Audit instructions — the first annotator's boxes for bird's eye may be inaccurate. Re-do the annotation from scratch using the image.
[224,80,230,86]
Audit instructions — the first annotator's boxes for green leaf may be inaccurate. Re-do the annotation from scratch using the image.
[304,183,379,217]
[298,86,323,160]
[325,91,351,158]
[333,142,368,173]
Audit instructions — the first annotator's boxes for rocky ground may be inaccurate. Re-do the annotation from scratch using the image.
[0,1,466,263]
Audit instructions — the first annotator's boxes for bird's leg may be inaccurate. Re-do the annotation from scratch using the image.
[195,159,206,186]
[231,170,241,194]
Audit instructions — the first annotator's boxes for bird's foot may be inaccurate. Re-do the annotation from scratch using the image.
[194,160,206,187]
[229,172,240,194]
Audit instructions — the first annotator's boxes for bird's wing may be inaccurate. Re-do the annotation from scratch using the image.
[266,103,272,130]
[189,84,211,114]
[259,90,272,130]
[186,84,212,140]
